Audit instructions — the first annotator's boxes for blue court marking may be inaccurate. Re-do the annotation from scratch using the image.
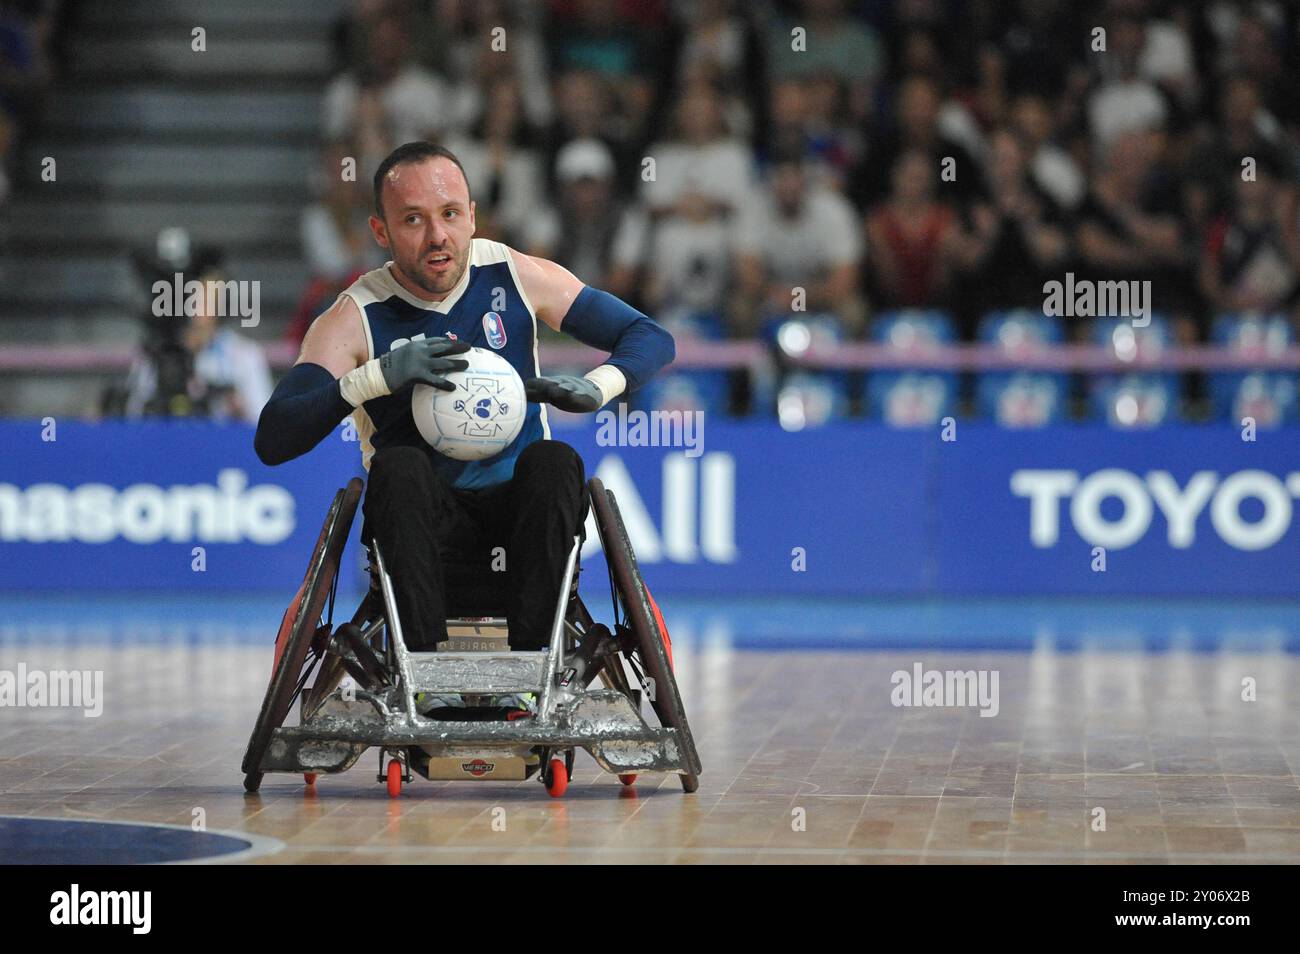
[660,596,1300,653]
[0,816,282,864]
[0,591,299,646]
[0,592,1298,653]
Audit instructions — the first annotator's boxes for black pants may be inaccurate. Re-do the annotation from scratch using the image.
[361,440,587,650]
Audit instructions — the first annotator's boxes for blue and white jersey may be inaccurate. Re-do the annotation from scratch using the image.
[340,238,549,489]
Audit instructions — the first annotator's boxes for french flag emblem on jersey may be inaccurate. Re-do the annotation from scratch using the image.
[482,312,507,349]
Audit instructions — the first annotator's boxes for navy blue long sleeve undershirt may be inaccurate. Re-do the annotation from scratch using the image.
[254,362,354,466]
[559,286,675,393]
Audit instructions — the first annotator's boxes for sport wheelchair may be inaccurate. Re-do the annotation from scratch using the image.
[240,477,702,798]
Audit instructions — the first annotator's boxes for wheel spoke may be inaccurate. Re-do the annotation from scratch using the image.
[325,561,340,626]
[290,653,321,710]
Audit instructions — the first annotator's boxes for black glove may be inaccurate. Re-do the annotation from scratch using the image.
[380,337,471,392]
[524,374,604,412]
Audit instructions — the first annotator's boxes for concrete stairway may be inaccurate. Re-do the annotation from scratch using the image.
[0,0,346,413]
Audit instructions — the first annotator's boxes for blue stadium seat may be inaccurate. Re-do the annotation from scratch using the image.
[975,309,1067,427]
[1087,315,1180,427]
[866,310,957,427]
[1208,313,1296,426]
[755,313,851,428]
[774,370,849,429]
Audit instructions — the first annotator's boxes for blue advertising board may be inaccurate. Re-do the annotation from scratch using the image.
[928,424,1300,596]
[0,418,1296,597]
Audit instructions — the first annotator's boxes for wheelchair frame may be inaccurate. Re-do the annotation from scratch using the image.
[240,476,702,797]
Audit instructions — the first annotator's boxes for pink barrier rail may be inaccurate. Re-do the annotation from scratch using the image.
[2,341,1300,373]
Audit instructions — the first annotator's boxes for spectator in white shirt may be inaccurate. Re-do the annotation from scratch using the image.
[300,140,386,280]
[733,151,864,336]
[321,8,447,177]
[641,81,753,222]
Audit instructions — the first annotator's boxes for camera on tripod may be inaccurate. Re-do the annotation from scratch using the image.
[130,227,229,417]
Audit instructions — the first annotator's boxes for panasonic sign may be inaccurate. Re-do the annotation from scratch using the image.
[1011,469,1300,551]
[0,469,295,544]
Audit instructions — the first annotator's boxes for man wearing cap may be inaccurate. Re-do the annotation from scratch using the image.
[524,138,646,302]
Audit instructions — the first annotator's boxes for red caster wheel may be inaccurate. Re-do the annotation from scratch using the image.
[304,773,318,786]
[618,774,637,786]
[545,758,568,798]
[386,759,402,798]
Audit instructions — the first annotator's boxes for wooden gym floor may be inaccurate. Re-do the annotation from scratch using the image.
[1,594,1298,864]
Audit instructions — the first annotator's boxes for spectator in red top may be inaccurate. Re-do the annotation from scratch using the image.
[865,149,963,308]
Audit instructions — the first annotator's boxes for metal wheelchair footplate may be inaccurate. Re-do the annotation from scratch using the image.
[407,650,548,695]
[260,684,690,777]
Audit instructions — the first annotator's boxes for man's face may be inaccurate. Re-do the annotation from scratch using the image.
[557,71,604,133]
[770,79,806,125]
[679,89,721,141]
[988,132,1023,181]
[1223,80,1258,128]
[565,175,609,218]
[184,278,222,353]
[1012,96,1051,146]
[367,15,409,78]
[371,157,476,299]
[1107,132,1151,191]
[898,79,939,139]
[893,151,932,202]
[772,163,806,213]
[1112,19,1143,64]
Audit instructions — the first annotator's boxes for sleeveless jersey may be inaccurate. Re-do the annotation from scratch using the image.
[339,238,549,489]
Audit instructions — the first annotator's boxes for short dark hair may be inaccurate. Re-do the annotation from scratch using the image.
[372,141,471,218]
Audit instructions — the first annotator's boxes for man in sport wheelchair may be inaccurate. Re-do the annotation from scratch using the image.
[241,141,700,795]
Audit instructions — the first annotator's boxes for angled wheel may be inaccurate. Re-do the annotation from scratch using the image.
[242,478,363,792]
[588,478,702,793]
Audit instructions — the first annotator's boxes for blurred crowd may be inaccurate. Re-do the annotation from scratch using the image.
[295,0,1300,354]
[0,0,61,208]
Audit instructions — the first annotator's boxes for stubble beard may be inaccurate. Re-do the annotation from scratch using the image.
[397,244,468,298]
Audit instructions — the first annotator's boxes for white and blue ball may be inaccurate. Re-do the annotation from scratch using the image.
[412,347,526,461]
